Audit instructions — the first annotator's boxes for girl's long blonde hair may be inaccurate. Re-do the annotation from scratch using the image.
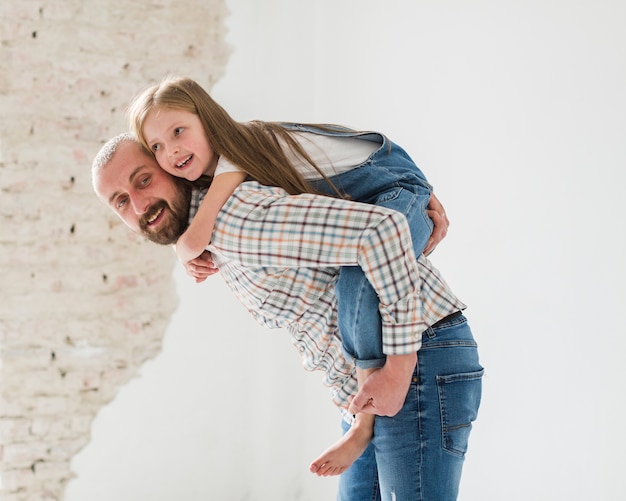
[127,76,343,196]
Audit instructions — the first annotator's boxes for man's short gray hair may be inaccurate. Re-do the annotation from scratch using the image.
[91,132,137,174]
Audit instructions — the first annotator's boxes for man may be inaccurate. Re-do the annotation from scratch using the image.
[92,134,482,500]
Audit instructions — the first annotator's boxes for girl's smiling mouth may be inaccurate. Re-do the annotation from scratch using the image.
[176,155,193,169]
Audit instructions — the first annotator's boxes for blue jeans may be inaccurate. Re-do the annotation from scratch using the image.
[337,314,483,501]
[304,127,482,499]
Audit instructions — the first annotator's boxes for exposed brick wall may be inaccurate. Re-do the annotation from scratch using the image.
[0,2,229,499]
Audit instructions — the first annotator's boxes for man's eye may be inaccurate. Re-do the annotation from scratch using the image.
[174,127,184,136]
[140,175,151,186]
[117,197,128,209]
[151,144,161,152]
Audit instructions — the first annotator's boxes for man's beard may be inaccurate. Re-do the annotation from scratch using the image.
[139,181,191,245]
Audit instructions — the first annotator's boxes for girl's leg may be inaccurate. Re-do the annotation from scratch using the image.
[331,170,433,496]
[310,140,436,497]
[311,138,434,368]
[310,367,377,477]
[336,183,433,369]
[336,420,380,501]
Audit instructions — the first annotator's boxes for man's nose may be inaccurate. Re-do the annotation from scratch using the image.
[130,193,150,215]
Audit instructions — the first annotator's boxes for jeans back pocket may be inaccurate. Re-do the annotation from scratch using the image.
[437,368,484,457]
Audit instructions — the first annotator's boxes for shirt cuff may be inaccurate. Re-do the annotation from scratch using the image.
[381,323,425,355]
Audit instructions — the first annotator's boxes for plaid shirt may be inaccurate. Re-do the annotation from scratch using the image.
[190,182,465,410]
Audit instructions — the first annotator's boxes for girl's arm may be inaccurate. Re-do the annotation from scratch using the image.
[175,171,247,263]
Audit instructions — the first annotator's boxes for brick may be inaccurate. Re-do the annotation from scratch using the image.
[1,467,34,492]
[32,461,71,482]
[0,419,31,442]
[0,1,229,499]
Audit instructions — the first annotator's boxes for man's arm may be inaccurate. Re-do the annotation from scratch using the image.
[212,183,460,416]
[213,183,427,354]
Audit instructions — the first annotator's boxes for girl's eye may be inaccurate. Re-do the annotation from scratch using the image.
[174,127,184,136]
[151,143,161,152]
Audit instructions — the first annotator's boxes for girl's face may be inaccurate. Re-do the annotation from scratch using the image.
[142,107,217,181]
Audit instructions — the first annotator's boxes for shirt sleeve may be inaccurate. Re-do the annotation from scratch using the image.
[214,156,244,176]
[214,182,427,354]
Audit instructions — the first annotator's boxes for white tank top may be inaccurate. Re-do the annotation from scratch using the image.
[214,131,379,179]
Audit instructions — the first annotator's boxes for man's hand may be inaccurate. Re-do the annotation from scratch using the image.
[423,192,449,256]
[348,353,417,417]
[182,250,219,283]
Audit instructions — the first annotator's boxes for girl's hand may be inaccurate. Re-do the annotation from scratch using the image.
[423,192,450,256]
[183,250,219,283]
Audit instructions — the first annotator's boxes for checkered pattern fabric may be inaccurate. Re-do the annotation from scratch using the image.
[191,182,465,410]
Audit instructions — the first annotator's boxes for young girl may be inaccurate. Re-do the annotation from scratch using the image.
[127,76,444,477]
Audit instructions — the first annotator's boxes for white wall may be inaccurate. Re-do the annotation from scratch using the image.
[66,1,626,500]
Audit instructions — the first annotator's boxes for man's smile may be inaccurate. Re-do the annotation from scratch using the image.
[146,206,164,225]
[141,203,168,231]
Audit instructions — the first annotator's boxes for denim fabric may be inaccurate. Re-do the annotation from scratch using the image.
[337,315,483,501]
[303,126,433,369]
[336,430,381,501]
[288,124,482,500]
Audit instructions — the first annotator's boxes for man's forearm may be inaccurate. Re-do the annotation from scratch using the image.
[384,353,418,379]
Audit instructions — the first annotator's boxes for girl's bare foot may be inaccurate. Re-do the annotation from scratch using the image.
[309,422,373,477]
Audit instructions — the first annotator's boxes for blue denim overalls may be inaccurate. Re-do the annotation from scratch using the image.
[284,124,483,501]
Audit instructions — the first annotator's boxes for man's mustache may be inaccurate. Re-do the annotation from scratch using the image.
[139,201,167,231]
